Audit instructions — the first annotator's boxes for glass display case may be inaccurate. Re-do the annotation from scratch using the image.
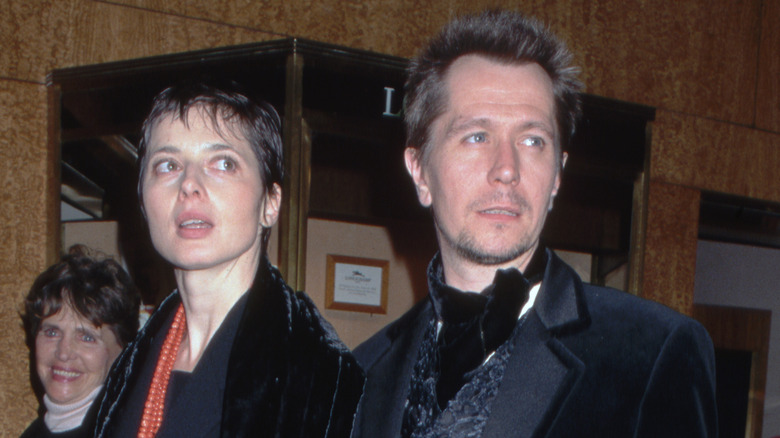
[50,38,653,302]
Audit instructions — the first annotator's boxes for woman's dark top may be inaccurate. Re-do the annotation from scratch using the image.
[20,418,91,438]
[20,397,100,438]
[93,257,365,438]
[20,418,90,438]
[104,292,247,437]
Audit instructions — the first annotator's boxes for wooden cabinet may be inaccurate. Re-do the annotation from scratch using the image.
[50,38,654,303]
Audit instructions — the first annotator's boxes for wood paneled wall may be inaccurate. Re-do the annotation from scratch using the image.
[1,0,777,435]
[641,182,701,314]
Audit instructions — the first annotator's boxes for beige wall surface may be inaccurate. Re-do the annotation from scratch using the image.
[1,0,778,435]
[304,218,435,350]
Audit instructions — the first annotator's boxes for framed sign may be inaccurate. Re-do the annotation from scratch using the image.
[325,254,389,314]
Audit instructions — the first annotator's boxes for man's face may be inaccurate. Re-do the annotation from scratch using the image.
[405,55,564,271]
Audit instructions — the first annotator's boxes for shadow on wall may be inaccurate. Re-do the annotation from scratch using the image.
[384,217,439,303]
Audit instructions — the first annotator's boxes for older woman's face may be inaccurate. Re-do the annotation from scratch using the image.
[141,108,280,272]
[35,304,122,405]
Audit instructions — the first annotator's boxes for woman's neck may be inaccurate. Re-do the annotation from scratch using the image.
[172,252,261,372]
[43,385,103,432]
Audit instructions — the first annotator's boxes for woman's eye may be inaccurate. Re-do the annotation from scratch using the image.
[153,160,178,174]
[81,334,96,342]
[215,157,237,172]
[465,133,487,144]
[42,328,58,337]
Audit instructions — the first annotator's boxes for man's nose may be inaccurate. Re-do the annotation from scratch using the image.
[488,139,520,185]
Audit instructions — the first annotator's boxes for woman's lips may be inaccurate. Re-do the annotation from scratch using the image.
[180,219,211,228]
[176,213,214,238]
[51,367,82,382]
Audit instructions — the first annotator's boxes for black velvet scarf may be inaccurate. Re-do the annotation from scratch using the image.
[402,249,546,437]
[431,249,546,408]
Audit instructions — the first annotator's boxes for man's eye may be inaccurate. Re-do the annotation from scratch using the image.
[153,160,178,174]
[81,334,96,342]
[522,137,544,148]
[465,133,487,143]
[42,328,58,337]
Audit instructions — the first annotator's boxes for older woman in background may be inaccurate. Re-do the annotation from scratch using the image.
[21,246,140,438]
[93,83,364,438]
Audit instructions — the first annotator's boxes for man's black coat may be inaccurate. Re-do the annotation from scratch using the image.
[352,249,717,437]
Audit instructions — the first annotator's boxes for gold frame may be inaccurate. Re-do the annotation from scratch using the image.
[325,254,389,314]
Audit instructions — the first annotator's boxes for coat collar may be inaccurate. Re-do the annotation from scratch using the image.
[533,248,591,334]
[354,250,590,438]
[354,299,432,438]
[221,256,298,435]
[94,289,181,438]
[357,248,591,438]
[99,257,363,438]
[482,248,590,437]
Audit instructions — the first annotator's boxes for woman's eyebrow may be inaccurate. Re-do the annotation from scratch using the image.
[149,143,237,155]
[204,143,235,152]
[148,145,180,155]
[76,326,100,338]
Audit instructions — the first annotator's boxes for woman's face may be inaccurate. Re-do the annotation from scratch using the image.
[141,108,280,273]
[35,304,123,405]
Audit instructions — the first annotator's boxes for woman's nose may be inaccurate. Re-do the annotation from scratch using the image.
[179,165,205,198]
[55,336,75,361]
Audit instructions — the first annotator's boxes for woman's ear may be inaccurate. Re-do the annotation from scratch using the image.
[260,183,282,228]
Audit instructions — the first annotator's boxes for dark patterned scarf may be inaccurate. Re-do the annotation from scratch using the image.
[401,250,546,437]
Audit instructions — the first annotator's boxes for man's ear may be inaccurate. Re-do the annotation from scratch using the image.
[260,183,282,228]
[404,147,432,207]
[552,151,568,197]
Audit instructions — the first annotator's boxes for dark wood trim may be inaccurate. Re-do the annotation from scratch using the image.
[693,304,771,438]
[46,82,62,263]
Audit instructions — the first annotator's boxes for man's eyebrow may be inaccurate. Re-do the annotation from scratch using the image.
[518,121,556,138]
[444,118,555,139]
[444,117,492,137]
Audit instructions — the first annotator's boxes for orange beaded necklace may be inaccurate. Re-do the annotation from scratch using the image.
[137,304,186,438]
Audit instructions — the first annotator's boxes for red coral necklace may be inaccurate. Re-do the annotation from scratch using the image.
[138,303,186,438]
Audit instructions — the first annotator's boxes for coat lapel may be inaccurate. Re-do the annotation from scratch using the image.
[483,250,590,438]
[94,292,181,438]
[355,301,432,438]
[221,259,289,437]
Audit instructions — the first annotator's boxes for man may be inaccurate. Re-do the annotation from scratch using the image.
[352,9,717,438]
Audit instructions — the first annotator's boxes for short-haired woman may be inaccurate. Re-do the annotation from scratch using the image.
[21,246,140,438]
[93,83,365,438]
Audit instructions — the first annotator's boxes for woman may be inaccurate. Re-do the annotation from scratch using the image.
[21,246,140,438]
[94,83,365,438]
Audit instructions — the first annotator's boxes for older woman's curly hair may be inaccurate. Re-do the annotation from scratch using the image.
[22,245,141,349]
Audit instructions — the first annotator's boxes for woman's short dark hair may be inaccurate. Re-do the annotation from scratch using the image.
[136,82,284,251]
[22,246,140,349]
[405,9,583,162]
